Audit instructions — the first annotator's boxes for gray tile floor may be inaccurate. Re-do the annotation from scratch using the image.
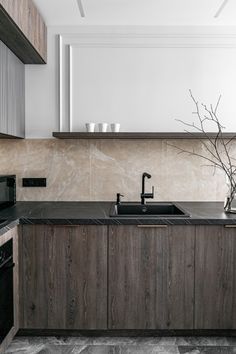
[5,337,236,354]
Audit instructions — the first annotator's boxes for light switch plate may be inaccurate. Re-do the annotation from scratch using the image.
[22,178,47,187]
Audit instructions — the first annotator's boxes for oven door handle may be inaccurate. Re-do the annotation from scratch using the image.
[0,262,15,272]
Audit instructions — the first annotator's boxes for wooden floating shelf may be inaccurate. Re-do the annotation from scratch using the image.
[52,132,236,140]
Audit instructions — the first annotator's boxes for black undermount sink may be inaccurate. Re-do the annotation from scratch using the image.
[110,202,190,217]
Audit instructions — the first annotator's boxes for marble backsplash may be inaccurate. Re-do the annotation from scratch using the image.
[0,139,227,202]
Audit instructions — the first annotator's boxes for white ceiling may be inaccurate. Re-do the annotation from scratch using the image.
[33,0,236,26]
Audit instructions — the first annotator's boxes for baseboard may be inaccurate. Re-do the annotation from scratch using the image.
[17,329,236,337]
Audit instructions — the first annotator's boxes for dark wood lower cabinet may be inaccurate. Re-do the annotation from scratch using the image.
[19,223,236,332]
[20,225,108,329]
[108,225,195,329]
[195,225,236,329]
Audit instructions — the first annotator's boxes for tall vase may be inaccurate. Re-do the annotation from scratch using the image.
[224,174,236,213]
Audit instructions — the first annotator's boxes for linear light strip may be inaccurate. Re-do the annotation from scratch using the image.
[76,0,85,17]
[59,35,63,132]
[214,0,229,18]
[69,45,73,132]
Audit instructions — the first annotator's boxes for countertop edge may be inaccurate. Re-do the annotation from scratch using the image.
[1,201,236,237]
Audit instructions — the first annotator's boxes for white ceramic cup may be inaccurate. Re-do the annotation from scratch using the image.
[85,123,95,132]
[111,123,120,133]
[98,123,108,132]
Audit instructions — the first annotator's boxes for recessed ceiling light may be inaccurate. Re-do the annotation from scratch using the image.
[76,0,85,17]
[214,0,229,18]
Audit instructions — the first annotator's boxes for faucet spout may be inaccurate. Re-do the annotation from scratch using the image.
[141,172,154,204]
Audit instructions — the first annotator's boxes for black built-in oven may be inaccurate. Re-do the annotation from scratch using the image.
[0,175,16,210]
[0,239,14,344]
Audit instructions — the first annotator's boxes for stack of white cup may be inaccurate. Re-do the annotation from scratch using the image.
[110,123,120,132]
[85,123,120,133]
[85,123,96,132]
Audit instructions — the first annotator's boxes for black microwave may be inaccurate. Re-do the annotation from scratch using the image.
[0,175,16,210]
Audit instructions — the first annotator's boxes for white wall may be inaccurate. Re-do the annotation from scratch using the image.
[25,26,236,138]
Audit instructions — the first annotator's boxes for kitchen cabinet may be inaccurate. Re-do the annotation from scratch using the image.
[0,40,25,138]
[19,223,236,332]
[20,225,107,329]
[0,0,47,63]
[108,225,195,329]
[195,225,236,329]
[0,227,19,354]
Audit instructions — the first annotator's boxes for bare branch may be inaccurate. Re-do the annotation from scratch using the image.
[173,91,236,211]
[214,95,222,114]
[167,142,223,170]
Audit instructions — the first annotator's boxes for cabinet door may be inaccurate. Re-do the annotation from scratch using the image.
[0,40,25,138]
[20,225,107,329]
[0,40,8,134]
[7,43,25,138]
[195,226,236,329]
[0,227,19,353]
[108,225,195,329]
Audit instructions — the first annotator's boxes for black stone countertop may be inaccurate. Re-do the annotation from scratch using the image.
[0,201,236,237]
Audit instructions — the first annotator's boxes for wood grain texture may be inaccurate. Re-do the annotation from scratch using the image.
[52,132,236,140]
[0,40,25,138]
[20,225,108,330]
[108,225,195,329]
[0,0,47,63]
[0,226,19,354]
[195,226,236,329]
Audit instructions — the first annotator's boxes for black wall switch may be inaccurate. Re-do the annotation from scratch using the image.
[22,178,47,187]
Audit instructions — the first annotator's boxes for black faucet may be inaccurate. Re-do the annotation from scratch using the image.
[116,193,124,205]
[141,172,154,204]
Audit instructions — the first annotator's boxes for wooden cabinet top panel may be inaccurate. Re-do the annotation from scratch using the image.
[0,0,47,63]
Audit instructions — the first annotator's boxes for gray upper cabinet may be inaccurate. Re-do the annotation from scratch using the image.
[0,40,25,138]
[0,0,46,139]
[0,39,7,134]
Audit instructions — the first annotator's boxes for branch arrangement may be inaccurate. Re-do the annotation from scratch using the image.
[169,90,236,212]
